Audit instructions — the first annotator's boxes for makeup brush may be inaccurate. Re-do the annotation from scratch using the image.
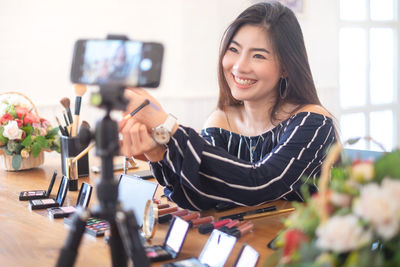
[60,97,73,125]
[80,120,90,129]
[71,84,87,137]
[62,110,69,126]
[123,99,150,120]
[55,116,67,136]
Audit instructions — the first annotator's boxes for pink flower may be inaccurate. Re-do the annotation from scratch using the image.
[16,107,29,118]
[351,160,375,182]
[282,229,308,263]
[0,113,13,124]
[24,113,39,125]
[316,214,372,253]
[354,181,400,240]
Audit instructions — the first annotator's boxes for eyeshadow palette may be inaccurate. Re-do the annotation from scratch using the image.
[19,170,57,201]
[29,175,68,210]
[64,217,110,237]
[48,182,92,219]
[145,216,190,262]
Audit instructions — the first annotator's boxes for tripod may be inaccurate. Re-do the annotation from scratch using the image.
[56,84,150,267]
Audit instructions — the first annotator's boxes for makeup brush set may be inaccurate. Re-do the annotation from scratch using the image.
[57,84,91,189]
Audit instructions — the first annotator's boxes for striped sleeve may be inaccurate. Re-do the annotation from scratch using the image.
[150,113,335,210]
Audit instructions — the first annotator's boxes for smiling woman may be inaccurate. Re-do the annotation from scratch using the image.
[119,1,337,210]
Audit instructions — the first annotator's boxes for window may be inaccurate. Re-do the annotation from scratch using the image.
[339,0,398,151]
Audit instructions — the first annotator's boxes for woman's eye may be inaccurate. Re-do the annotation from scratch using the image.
[254,54,266,59]
[228,47,238,53]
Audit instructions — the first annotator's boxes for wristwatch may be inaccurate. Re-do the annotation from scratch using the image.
[151,114,177,145]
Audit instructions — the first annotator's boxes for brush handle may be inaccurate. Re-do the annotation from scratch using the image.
[72,143,95,164]
[71,96,83,137]
[66,107,73,124]
[74,96,82,115]
[63,113,69,126]
[71,116,79,137]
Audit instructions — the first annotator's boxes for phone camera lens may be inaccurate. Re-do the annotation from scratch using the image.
[140,58,152,71]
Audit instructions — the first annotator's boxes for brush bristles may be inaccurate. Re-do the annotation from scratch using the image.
[81,120,90,129]
[60,97,71,108]
[74,84,87,97]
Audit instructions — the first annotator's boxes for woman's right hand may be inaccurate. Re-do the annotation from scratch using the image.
[121,88,168,129]
[119,117,166,162]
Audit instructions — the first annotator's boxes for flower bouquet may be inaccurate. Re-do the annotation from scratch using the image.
[0,92,60,171]
[265,139,400,267]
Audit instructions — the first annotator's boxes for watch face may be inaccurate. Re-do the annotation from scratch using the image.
[152,127,170,145]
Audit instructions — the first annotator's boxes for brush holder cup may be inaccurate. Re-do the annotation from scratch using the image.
[60,135,89,179]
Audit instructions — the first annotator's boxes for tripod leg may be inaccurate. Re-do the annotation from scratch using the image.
[108,221,128,267]
[116,210,150,267]
[56,209,89,267]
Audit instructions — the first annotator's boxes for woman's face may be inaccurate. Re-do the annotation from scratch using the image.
[222,24,281,103]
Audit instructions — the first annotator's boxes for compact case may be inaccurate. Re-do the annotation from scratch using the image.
[162,229,237,267]
[19,170,58,201]
[47,182,92,219]
[232,244,260,267]
[145,216,190,262]
[29,175,69,210]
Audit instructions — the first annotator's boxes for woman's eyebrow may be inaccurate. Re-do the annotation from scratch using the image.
[231,40,271,54]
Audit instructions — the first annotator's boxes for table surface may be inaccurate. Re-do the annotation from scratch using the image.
[0,152,292,267]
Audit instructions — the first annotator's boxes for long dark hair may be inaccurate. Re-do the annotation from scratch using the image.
[217,1,321,124]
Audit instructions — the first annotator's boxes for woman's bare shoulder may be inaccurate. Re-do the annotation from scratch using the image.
[203,109,231,129]
[296,104,332,118]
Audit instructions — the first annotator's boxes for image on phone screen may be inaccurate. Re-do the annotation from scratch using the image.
[71,39,163,88]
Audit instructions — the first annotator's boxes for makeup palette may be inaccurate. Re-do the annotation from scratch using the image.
[19,170,57,201]
[29,175,69,210]
[145,216,190,262]
[162,229,237,267]
[64,217,110,237]
[232,244,260,267]
[48,182,92,219]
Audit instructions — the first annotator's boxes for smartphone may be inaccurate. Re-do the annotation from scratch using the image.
[71,39,164,88]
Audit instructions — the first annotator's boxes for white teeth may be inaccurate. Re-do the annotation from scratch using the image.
[234,76,256,85]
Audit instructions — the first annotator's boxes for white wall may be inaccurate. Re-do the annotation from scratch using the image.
[0,0,339,131]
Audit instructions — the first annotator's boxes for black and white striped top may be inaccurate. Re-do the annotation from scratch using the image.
[150,112,336,211]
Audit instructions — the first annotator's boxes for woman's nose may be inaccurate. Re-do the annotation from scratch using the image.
[233,54,250,74]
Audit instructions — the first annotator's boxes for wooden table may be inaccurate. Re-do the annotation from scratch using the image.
[0,152,291,266]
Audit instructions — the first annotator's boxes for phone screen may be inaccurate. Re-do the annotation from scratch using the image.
[234,245,259,267]
[71,39,163,87]
[199,229,237,267]
[165,217,190,253]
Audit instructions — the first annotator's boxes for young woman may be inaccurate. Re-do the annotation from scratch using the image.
[119,1,336,210]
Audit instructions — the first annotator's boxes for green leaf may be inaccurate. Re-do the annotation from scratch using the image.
[45,127,59,138]
[0,127,8,143]
[374,150,400,181]
[34,136,47,148]
[21,135,32,148]
[12,155,22,170]
[21,125,33,135]
[32,142,42,157]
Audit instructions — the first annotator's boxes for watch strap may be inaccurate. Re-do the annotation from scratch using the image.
[163,114,177,132]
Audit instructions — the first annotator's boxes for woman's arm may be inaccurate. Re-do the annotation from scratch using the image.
[155,113,336,210]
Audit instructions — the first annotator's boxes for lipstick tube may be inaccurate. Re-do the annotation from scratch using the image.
[181,212,200,222]
[189,216,214,228]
